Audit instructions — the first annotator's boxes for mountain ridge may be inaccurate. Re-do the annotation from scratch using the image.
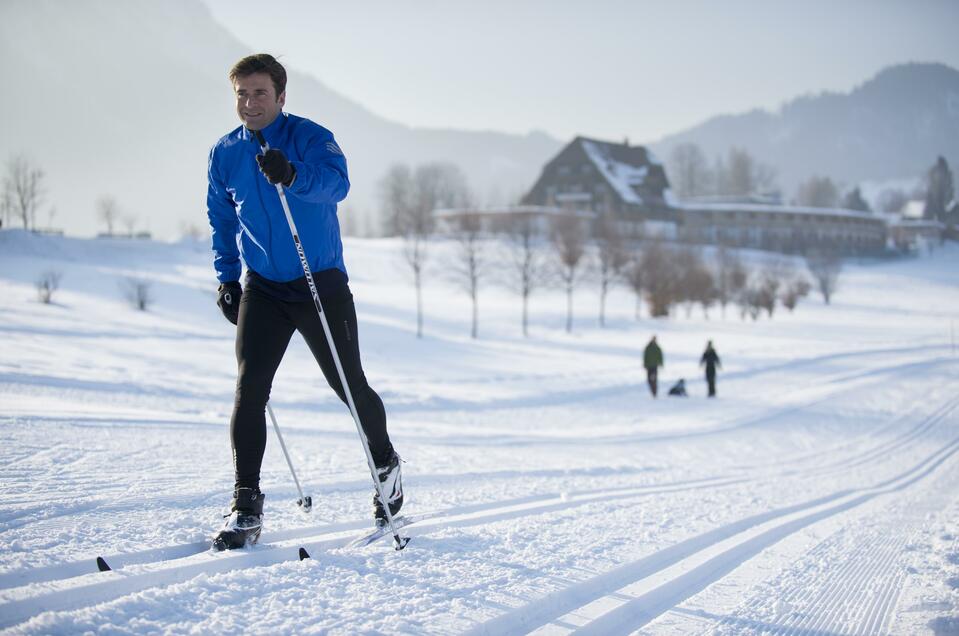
[650,62,959,196]
[0,0,562,239]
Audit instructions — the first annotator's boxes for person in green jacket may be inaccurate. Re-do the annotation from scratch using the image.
[643,335,664,397]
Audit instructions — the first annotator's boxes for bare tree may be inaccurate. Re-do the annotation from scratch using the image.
[446,212,485,339]
[551,213,588,333]
[754,259,793,318]
[714,246,747,319]
[380,164,415,237]
[122,214,138,236]
[754,271,779,318]
[3,154,45,230]
[35,270,62,304]
[780,276,811,312]
[641,238,678,318]
[97,195,120,236]
[721,147,777,197]
[726,148,755,197]
[668,143,710,199]
[381,165,427,338]
[738,285,763,321]
[796,176,839,208]
[121,277,153,311]
[623,257,645,320]
[805,249,842,304]
[379,162,470,338]
[497,212,549,337]
[594,214,629,327]
[675,246,708,318]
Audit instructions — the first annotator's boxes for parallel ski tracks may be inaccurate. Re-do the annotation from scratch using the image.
[468,428,959,635]
[1,387,955,631]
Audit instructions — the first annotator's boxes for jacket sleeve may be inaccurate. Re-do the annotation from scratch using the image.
[206,146,242,283]
[285,126,350,204]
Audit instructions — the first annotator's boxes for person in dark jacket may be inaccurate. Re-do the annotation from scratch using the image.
[643,336,664,397]
[206,54,402,550]
[700,340,722,397]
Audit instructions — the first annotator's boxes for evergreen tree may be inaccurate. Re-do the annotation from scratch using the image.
[923,156,954,221]
[841,186,871,212]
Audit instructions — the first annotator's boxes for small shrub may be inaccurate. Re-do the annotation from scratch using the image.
[121,277,153,311]
[35,270,62,304]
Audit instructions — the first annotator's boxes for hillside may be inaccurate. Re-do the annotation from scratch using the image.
[651,63,959,196]
[0,0,561,239]
[1,230,958,633]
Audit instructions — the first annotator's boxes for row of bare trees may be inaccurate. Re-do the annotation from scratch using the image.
[381,162,843,340]
[2,153,143,235]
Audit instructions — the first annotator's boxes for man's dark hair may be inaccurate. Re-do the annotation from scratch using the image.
[229,54,287,97]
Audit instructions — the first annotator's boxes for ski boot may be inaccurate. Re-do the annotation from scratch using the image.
[212,487,264,551]
[373,452,404,528]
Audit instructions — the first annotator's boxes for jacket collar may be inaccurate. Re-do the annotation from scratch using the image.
[244,112,288,148]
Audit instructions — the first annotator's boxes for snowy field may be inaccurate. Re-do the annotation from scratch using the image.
[1,228,958,635]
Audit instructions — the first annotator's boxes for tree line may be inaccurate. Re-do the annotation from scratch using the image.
[0,153,145,236]
[379,161,842,340]
[666,144,957,219]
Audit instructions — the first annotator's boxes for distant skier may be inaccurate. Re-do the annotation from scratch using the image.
[667,378,687,397]
[643,336,664,397]
[206,54,403,550]
[700,340,722,397]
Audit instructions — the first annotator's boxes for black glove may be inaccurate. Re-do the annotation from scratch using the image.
[217,281,242,325]
[256,149,295,186]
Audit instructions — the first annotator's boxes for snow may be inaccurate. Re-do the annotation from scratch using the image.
[1,228,959,634]
[580,140,648,205]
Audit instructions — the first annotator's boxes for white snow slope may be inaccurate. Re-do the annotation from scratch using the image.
[1,229,958,635]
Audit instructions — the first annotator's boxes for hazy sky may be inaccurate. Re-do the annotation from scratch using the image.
[206,2,956,143]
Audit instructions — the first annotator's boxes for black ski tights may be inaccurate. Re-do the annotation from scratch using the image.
[230,286,393,491]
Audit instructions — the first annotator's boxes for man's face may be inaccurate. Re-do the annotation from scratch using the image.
[233,72,285,131]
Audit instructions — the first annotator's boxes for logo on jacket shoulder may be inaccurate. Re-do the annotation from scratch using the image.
[326,141,343,156]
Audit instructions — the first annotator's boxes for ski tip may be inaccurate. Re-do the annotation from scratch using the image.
[96,556,111,572]
[298,547,311,561]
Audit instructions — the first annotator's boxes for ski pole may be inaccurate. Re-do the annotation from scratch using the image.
[253,129,410,550]
[266,401,312,512]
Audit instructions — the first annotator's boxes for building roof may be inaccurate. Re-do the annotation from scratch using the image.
[574,136,670,206]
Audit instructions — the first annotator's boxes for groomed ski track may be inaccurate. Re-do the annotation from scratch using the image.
[1,389,956,632]
[2,234,959,634]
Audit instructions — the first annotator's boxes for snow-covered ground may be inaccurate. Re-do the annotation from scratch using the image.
[1,229,957,635]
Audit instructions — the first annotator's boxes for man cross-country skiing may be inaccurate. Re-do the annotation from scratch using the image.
[206,53,403,550]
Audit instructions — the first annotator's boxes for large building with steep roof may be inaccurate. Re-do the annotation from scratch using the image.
[521,136,898,254]
[521,136,678,237]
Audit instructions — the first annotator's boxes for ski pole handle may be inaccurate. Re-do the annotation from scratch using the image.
[252,129,268,151]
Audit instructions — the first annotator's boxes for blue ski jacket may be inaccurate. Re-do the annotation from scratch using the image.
[206,112,350,284]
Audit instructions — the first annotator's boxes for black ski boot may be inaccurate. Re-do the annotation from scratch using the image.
[212,487,264,551]
[373,452,404,527]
